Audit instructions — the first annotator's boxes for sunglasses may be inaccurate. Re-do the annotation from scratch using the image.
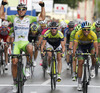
[17,8,26,11]
[50,28,57,30]
[83,28,90,31]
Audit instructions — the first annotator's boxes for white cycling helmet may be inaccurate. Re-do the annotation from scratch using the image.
[2,21,9,27]
[60,21,67,28]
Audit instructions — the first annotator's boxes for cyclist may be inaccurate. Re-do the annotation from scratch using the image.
[28,23,41,66]
[37,20,48,47]
[0,0,45,92]
[64,21,75,70]
[60,21,67,34]
[41,21,65,82]
[92,20,100,65]
[69,24,81,81]
[73,21,98,91]
[0,20,10,70]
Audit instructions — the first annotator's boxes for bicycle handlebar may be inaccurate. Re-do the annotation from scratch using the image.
[43,49,62,53]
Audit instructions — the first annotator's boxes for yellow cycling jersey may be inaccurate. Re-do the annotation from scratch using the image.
[74,30,97,44]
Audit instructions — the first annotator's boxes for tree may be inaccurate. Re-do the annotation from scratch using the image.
[54,0,84,9]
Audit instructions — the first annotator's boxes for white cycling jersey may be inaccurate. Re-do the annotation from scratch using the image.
[5,15,38,42]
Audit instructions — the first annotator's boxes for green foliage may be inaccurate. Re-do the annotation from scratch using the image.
[54,0,84,9]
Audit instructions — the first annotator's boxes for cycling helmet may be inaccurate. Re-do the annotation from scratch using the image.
[81,21,91,28]
[60,21,67,28]
[49,21,59,27]
[30,24,37,31]
[39,20,46,26]
[95,20,100,27]
[17,3,27,10]
[68,21,75,28]
[75,24,81,31]
[2,21,9,27]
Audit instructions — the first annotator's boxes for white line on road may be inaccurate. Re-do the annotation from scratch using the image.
[41,79,50,85]
[30,92,37,93]
[0,84,100,88]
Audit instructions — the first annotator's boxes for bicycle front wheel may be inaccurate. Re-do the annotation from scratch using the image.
[83,65,88,93]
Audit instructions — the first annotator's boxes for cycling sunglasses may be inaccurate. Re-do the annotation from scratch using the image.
[50,27,57,30]
[17,8,26,11]
[83,28,90,31]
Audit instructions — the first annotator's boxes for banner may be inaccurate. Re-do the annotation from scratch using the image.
[8,0,18,7]
[54,4,68,14]
[32,0,53,12]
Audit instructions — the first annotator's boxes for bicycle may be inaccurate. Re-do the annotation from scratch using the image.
[75,52,92,93]
[44,49,62,90]
[0,42,5,74]
[67,48,73,75]
[8,51,30,93]
[41,51,48,78]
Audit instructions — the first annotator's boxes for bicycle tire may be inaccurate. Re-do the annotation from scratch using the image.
[17,63,24,93]
[70,55,73,75]
[42,54,48,78]
[95,62,98,76]
[30,63,34,79]
[83,64,87,93]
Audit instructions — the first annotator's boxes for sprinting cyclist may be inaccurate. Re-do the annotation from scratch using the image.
[64,21,75,69]
[0,21,10,70]
[28,23,41,66]
[69,24,81,81]
[73,21,98,91]
[41,21,65,82]
[0,0,45,92]
[92,20,100,65]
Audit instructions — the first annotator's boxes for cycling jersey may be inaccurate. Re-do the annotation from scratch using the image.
[92,26,100,42]
[0,27,10,42]
[64,27,74,43]
[74,30,97,44]
[41,28,48,37]
[43,30,64,49]
[5,15,38,42]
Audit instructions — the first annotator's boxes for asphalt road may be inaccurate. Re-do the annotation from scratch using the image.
[0,51,100,93]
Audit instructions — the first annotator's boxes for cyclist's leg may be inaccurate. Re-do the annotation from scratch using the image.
[98,40,100,65]
[46,42,53,73]
[25,42,33,63]
[66,43,70,69]
[77,45,85,90]
[12,42,20,81]
[90,43,96,78]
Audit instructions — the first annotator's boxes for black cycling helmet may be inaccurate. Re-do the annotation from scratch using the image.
[49,21,59,27]
[17,3,27,10]
[68,21,75,28]
[95,20,100,27]
[30,24,37,31]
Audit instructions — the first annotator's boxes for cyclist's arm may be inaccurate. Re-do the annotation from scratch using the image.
[38,1,45,21]
[69,42,73,49]
[61,41,65,53]
[64,37,66,45]
[73,41,78,56]
[41,40,46,52]
[94,42,98,56]
[37,36,43,47]
[0,4,6,19]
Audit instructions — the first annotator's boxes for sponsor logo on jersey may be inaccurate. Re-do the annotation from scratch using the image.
[14,26,29,30]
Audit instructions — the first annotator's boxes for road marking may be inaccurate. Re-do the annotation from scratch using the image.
[30,92,37,93]
[0,84,100,88]
[41,79,50,85]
